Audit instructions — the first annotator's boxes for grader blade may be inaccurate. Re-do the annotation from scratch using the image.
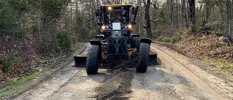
[74,46,89,67]
[74,45,158,67]
[149,51,158,66]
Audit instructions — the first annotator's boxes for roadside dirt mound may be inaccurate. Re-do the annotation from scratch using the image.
[158,34,233,82]
[175,35,233,62]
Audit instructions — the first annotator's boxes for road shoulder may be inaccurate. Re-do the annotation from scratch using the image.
[152,43,233,99]
[0,43,87,99]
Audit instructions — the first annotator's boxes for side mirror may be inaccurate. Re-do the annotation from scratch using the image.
[132,7,136,14]
[96,8,102,25]
[96,9,100,16]
[131,6,138,24]
[97,22,102,26]
[132,7,138,15]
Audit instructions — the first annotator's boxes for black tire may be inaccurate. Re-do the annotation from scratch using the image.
[137,43,150,73]
[86,45,99,74]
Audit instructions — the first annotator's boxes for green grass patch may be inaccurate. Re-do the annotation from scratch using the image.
[170,29,189,44]
[71,43,81,52]
[56,31,71,52]
[204,58,233,82]
[170,33,182,43]
[158,29,189,44]
[2,55,22,72]
[0,71,44,98]
[204,58,233,72]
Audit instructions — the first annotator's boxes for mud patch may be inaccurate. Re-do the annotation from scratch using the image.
[94,61,135,100]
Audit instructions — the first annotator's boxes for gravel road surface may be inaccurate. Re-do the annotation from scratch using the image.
[14,45,227,100]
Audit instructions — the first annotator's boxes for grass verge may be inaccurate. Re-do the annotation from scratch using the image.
[0,71,44,98]
[204,59,233,71]
[0,43,84,99]
[203,58,233,82]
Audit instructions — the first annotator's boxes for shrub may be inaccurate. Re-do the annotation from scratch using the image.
[169,29,189,44]
[41,0,70,21]
[170,32,182,44]
[0,5,18,32]
[160,37,171,43]
[2,55,22,72]
[56,32,71,52]
[0,1,25,38]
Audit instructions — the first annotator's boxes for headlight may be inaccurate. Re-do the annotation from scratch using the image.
[127,24,133,31]
[101,25,106,30]
[107,6,112,11]
[100,25,107,33]
[128,24,133,29]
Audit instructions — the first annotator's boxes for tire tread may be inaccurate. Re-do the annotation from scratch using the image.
[86,45,99,74]
[137,43,150,73]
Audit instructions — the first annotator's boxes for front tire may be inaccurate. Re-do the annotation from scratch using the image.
[86,45,99,74]
[137,43,150,73]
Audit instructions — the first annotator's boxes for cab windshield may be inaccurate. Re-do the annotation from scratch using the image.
[104,6,130,24]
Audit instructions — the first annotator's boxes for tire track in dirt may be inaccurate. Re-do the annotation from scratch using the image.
[94,61,136,100]
[45,68,105,100]
[130,66,212,100]
[15,44,228,100]
[45,60,137,100]
[14,62,80,100]
[94,69,133,100]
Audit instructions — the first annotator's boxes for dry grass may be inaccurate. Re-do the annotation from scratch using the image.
[176,35,233,62]
[157,29,233,81]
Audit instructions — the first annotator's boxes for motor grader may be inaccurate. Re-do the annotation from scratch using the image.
[74,4,156,74]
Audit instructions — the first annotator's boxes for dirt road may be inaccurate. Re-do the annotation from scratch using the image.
[14,44,228,100]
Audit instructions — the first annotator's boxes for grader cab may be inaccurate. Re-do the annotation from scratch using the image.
[74,4,156,74]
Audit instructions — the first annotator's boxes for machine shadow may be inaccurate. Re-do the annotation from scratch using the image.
[73,54,159,68]
[72,54,163,85]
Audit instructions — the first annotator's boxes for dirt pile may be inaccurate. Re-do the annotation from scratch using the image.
[175,35,233,62]
[157,34,233,81]
[95,61,135,100]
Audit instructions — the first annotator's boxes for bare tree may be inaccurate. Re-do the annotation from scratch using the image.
[232,0,233,38]
[226,0,232,39]
[168,0,174,26]
[143,0,152,38]
[181,0,188,28]
[205,0,210,22]
[136,0,142,34]
[188,0,196,32]
[175,0,179,28]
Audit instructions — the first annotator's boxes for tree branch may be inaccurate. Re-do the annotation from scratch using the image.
[150,1,159,9]
[150,18,161,23]
[143,25,147,29]
[143,0,146,5]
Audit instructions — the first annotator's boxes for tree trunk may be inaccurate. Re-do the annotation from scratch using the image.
[231,0,233,39]
[170,0,174,26]
[175,0,179,28]
[182,0,189,28]
[205,0,210,22]
[144,0,152,38]
[136,0,142,34]
[188,0,196,32]
[75,0,79,40]
[185,0,190,28]
[181,0,186,28]
[226,0,232,39]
